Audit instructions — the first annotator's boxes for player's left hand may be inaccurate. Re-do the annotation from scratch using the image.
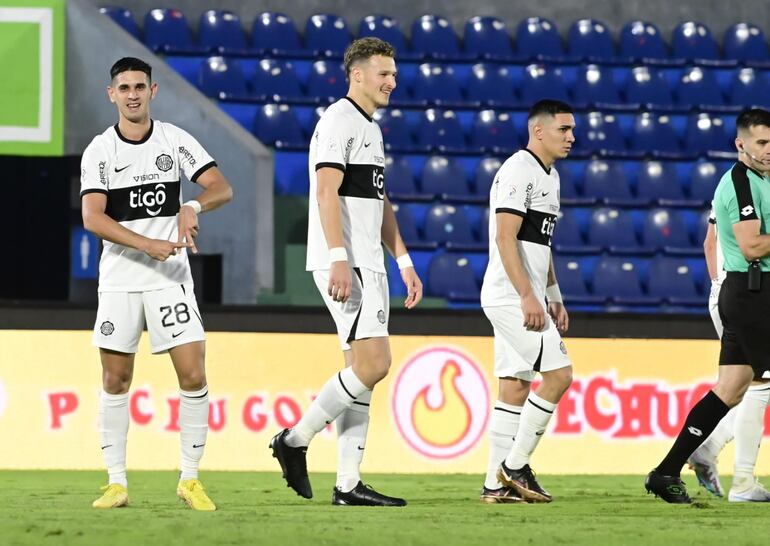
[177,205,199,254]
[548,302,569,334]
[401,267,423,309]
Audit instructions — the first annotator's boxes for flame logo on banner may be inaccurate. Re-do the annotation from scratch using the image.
[411,360,471,447]
[392,347,489,459]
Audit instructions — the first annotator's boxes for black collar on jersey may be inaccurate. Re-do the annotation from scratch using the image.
[114,119,154,145]
[735,159,766,179]
[523,148,551,175]
[344,96,373,123]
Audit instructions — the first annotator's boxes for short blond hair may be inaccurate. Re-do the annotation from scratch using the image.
[343,37,396,78]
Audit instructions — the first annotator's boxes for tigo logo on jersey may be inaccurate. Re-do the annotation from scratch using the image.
[391,347,489,459]
[129,183,167,217]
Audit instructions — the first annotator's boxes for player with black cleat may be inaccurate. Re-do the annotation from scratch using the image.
[498,462,552,503]
[332,482,407,506]
[645,469,692,504]
[479,486,524,504]
[270,429,312,499]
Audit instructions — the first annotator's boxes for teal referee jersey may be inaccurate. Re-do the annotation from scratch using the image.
[713,161,770,272]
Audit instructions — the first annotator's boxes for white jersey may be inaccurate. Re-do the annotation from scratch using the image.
[80,120,216,292]
[306,97,386,273]
[481,149,560,307]
[708,203,726,285]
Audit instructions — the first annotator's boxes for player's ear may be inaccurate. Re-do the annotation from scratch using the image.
[150,81,158,100]
[735,136,744,153]
[107,86,115,104]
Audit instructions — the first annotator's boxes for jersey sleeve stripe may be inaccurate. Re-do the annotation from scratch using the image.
[731,163,758,221]
[316,162,346,172]
[495,207,526,217]
[191,160,217,183]
[80,188,108,197]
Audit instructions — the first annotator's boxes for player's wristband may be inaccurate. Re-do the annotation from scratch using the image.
[546,283,563,304]
[329,247,348,263]
[182,200,202,214]
[396,253,414,270]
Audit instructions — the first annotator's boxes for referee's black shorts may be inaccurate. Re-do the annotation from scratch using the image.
[719,271,770,379]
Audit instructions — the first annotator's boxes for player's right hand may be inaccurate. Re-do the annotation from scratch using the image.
[328,260,352,303]
[521,293,546,332]
[143,239,191,261]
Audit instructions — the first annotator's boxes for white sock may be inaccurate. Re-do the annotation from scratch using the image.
[179,386,209,481]
[286,367,369,447]
[733,384,770,487]
[484,401,521,489]
[98,390,129,488]
[692,406,736,462]
[504,392,556,470]
[336,389,372,492]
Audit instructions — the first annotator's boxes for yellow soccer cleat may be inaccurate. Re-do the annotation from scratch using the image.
[177,479,216,511]
[92,483,129,508]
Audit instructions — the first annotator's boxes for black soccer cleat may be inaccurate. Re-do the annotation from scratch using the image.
[645,468,692,504]
[480,486,525,504]
[331,481,407,506]
[497,462,552,503]
[269,429,312,499]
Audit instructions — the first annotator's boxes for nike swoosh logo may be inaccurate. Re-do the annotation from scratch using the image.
[101,445,113,450]
[541,192,549,197]
[172,331,186,338]
[193,443,205,448]
[535,431,545,436]
[357,446,365,450]
[364,142,371,148]
[114,165,130,172]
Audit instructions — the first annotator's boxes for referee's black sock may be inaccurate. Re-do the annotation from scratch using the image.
[657,390,730,476]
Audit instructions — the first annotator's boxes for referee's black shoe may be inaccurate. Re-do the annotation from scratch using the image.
[645,468,692,504]
[332,481,407,506]
[497,462,552,503]
[269,429,312,499]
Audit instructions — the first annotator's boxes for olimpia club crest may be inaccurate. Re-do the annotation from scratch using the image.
[155,154,173,172]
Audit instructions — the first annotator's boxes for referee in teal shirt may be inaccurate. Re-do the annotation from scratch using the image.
[647,109,770,503]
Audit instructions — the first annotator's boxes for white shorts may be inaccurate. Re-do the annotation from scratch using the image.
[313,267,389,351]
[483,304,572,381]
[709,281,723,338]
[92,283,205,354]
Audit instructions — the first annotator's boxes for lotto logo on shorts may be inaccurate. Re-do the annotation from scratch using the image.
[100,321,114,336]
[391,347,489,459]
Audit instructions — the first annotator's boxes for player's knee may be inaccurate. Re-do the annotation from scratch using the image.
[370,354,392,383]
[102,371,131,394]
[178,370,207,391]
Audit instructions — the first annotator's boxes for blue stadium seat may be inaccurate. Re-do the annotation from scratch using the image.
[587,207,639,249]
[384,156,418,197]
[99,7,140,38]
[421,156,471,198]
[684,113,731,153]
[593,256,656,304]
[474,157,502,196]
[624,66,674,108]
[553,208,584,248]
[558,164,580,201]
[358,15,408,53]
[583,160,634,203]
[253,104,305,147]
[392,202,420,244]
[676,66,724,107]
[629,113,681,154]
[619,21,668,60]
[144,8,206,54]
[724,23,769,62]
[696,208,712,246]
[576,112,626,153]
[307,60,347,102]
[554,257,606,303]
[730,68,770,107]
[466,64,517,107]
[199,57,248,99]
[642,208,693,249]
[424,204,475,245]
[636,161,685,202]
[416,109,466,152]
[648,257,702,304]
[463,16,514,59]
[568,19,616,61]
[412,64,463,104]
[516,17,564,59]
[305,14,351,55]
[573,64,621,106]
[410,14,461,58]
[427,253,479,300]
[519,64,570,104]
[689,160,726,202]
[251,12,304,55]
[198,10,248,52]
[672,21,720,60]
[471,110,518,153]
[373,109,413,151]
[251,59,304,102]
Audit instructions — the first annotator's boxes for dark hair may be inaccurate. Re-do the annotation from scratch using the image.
[343,37,395,77]
[528,99,573,120]
[110,57,152,81]
[736,108,770,133]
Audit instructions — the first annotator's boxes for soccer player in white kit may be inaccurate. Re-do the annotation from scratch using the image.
[687,204,770,501]
[479,100,575,503]
[80,58,233,510]
[269,38,423,506]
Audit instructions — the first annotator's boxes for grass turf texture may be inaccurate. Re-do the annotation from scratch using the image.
[0,471,765,545]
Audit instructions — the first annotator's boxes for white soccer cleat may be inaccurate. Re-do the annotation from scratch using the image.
[687,451,724,497]
[728,479,770,502]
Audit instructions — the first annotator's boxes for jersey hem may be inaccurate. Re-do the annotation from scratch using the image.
[191,161,217,183]
[316,162,346,172]
[81,188,108,197]
[496,207,526,217]
[97,280,194,293]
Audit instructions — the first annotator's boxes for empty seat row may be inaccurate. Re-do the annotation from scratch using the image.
[101,8,770,64]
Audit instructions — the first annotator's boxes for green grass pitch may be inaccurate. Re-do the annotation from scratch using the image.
[0,471,766,545]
